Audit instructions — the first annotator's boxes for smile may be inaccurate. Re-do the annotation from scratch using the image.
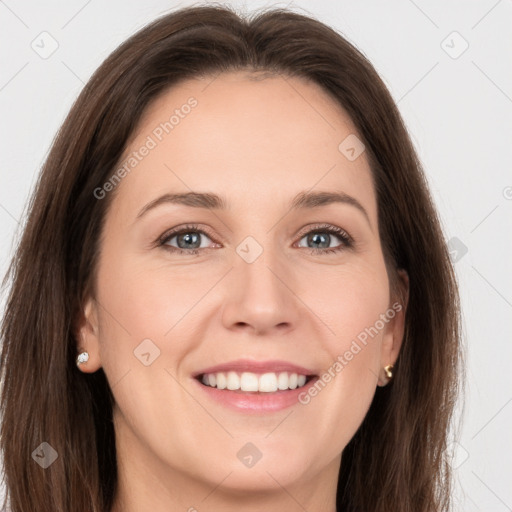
[192,359,319,413]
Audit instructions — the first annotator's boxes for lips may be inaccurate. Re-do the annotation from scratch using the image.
[192,359,319,413]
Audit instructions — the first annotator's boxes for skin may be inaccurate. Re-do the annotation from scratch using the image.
[77,71,408,512]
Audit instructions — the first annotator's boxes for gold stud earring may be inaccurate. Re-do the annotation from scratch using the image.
[384,364,394,380]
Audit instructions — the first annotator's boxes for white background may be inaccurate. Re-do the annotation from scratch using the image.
[1,1,511,510]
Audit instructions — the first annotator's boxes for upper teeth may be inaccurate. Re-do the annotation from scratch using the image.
[201,371,308,392]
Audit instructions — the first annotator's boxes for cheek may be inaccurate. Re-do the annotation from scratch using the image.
[302,259,390,356]
[96,253,208,341]
[294,303,386,470]
[294,261,389,429]
[93,257,210,445]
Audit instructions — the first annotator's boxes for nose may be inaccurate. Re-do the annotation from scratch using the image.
[221,247,302,336]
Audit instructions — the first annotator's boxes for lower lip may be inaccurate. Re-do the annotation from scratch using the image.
[193,376,319,413]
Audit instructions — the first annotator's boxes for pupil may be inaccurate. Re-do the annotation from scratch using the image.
[178,232,200,249]
[309,233,329,248]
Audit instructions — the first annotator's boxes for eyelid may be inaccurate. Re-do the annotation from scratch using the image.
[156,223,219,248]
[295,223,353,244]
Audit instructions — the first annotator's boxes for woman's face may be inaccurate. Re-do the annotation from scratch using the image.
[80,71,406,506]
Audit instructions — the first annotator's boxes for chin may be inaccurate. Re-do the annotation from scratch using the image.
[210,446,315,491]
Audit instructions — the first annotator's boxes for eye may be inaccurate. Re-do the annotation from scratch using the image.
[158,224,218,255]
[295,224,353,255]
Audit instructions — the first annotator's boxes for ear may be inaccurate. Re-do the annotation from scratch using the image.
[75,296,102,373]
[377,269,409,386]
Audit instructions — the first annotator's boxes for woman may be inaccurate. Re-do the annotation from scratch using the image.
[0,5,463,512]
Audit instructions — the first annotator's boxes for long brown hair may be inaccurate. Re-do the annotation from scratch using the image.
[0,5,463,511]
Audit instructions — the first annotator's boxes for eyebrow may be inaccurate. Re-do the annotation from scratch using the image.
[136,190,371,226]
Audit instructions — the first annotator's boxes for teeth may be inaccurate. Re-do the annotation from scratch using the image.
[226,371,240,390]
[240,372,259,391]
[259,373,277,392]
[277,372,289,390]
[216,372,227,389]
[200,371,310,392]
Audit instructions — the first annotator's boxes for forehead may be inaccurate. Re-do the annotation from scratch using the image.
[110,71,376,222]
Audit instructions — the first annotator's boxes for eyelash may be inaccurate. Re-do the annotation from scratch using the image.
[157,223,354,256]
